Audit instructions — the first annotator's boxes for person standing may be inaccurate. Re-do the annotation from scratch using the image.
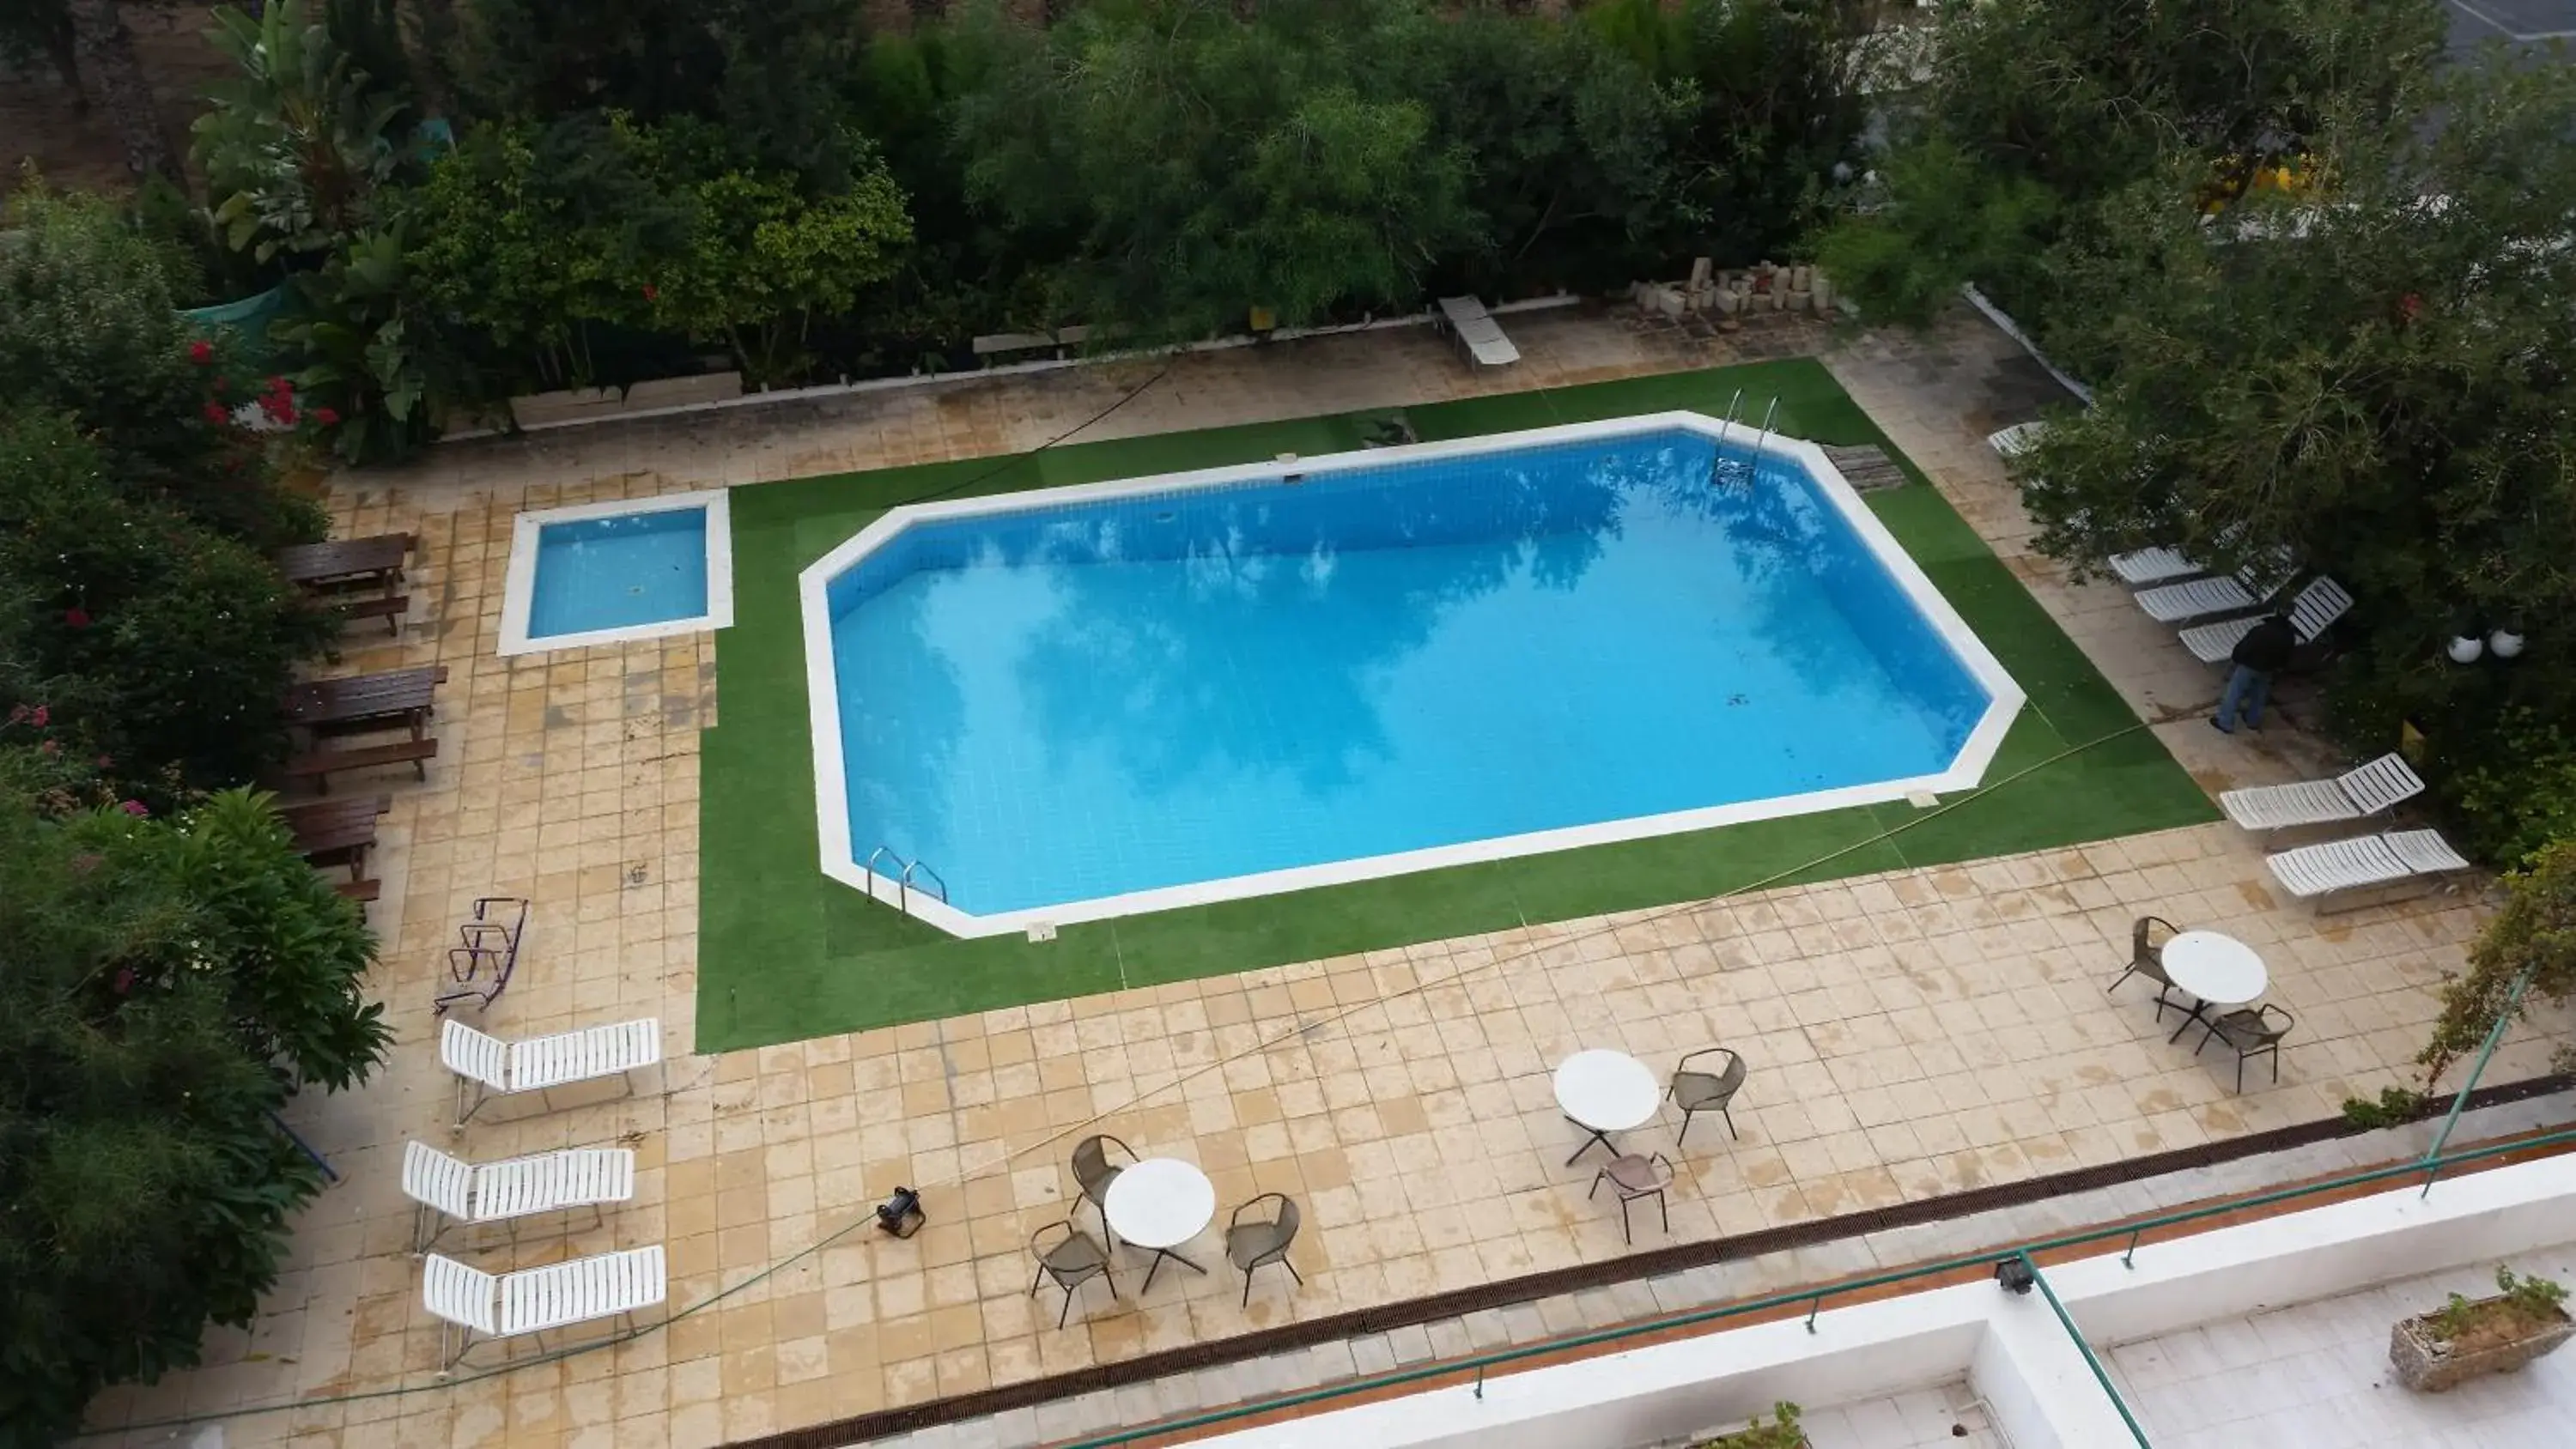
[2213,611,2296,733]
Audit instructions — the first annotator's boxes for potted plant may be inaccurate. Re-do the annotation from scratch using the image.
[1686,1402,1806,1447]
[2390,1267,2574,1392]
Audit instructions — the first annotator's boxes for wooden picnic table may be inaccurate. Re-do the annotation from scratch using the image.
[282,795,391,881]
[283,664,447,741]
[273,534,411,597]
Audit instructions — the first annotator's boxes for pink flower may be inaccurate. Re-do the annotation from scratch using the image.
[112,967,135,993]
[204,403,229,423]
[64,606,89,629]
[313,406,342,427]
[30,705,48,727]
[642,283,660,301]
[95,755,112,767]
[120,799,149,817]
[188,340,214,365]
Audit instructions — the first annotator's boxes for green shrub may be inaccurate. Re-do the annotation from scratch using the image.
[0,410,329,799]
[0,760,388,1448]
[2444,707,2576,870]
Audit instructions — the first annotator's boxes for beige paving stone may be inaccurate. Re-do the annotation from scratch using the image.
[79,308,2567,1449]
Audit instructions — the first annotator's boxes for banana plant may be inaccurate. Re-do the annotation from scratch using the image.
[192,0,408,263]
[274,229,437,464]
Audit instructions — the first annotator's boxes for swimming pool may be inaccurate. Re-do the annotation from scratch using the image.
[501,492,733,655]
[800,415,2020,935]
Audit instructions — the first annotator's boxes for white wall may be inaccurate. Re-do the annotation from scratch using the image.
[1206,1153,2576,1449]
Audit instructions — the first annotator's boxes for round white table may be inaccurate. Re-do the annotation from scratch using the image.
[2160,930,2268,1042]
[1552,1049,1662,1166]
[1103,1157,1215,1292]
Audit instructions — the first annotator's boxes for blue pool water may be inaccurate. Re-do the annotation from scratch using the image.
[825,431,1992,916]
[528,508,710,640]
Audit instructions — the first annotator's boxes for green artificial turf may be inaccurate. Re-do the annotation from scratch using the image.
[695,359,2217,1052]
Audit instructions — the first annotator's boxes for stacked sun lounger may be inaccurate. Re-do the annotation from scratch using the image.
[1437,295,1521,368]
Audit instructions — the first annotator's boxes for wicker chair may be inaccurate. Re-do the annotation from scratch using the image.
[1589,1152,1674,1246]
[1669,1047,1747,1146]
[1028,1220,1118,1328]
[1224,1193,1305,1307]
[2192,1003,2295,1093]
[2107,915,2193,1028]
[1070,1134,1135,1241]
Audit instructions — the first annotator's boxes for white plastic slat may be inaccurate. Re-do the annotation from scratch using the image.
[422,1253,501,1334]
[2339,754,2426,817]
[2109,545,2199,585]
[2287,575,2354,640]
[439,1020,511,1092]
[2178,615,2258,664]
[2386,828,2469,875]
[2266,834,2410,899]
[402,1141,477,1219]
[2220,779,2354,831]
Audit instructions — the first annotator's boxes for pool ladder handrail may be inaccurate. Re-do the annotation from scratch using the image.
[862,846,951,916]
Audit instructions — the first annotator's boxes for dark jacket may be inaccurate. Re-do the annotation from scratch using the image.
[2232,615,2297,672]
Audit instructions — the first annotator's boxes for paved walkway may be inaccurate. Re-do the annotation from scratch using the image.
[83,309,2548,1449]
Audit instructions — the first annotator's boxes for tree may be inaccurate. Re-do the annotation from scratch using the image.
[0,757,388,1449]
[63,0,183,186]
[2415,840,2576,1088]
[951,0,1480,340]
[0,409,330,798]
[0,181,324,547]
[404,112,912,388]
[194,0,411,264]
[2001,55,2576,861]
[1818,0,2445,354]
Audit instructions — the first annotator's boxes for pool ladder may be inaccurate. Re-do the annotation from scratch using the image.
[862,846,951,917]
[1710,391,1777,490]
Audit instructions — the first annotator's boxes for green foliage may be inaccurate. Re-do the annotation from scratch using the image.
[194,0,410,264]
[2001,58,2576,835]
[276,227,451,462]
[1691,1401,1805,1448]
[0,181,322,547]
[2431,1268,2572,1343]
[2444,709,2576,870]
[406,112,911,386]
[0,761,388,1448]
[951,0,1480,341]
[1818,0,2446,332]
[2338,1085,2431,1130]
[1416,7,1697,294]
[0,410,329,798]
[2417,841,2576,1085]
[1816,136,2055,329]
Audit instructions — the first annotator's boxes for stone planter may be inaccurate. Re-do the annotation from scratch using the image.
[2390,1300,2575,1392]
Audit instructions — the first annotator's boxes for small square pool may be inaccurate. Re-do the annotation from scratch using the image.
[501,492,732,654]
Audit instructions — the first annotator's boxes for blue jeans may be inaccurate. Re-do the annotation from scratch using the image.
[2216,664,2271,731]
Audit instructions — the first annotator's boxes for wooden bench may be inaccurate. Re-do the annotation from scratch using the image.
[280,737,437,792]
[309,591,409,633]
[335,878,383,905]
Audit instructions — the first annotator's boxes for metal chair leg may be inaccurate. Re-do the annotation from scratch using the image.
[1058,1282,1075,1330]
[1657,1189,1669,1234]
[1721,1106,1738,1141]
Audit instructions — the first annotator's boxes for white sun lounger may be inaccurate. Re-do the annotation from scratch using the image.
[441,1017,662,1126]
[423,1246,665,1369]
[2178,575,2353,664]
[2220,753,2425,833]
[2264,828,2470,906]
[404,1140,638,1251]
[1985,421,2047,458]
[2108,544,2202,586]
[1437,295,1520,368]
[2134,550,2298,623]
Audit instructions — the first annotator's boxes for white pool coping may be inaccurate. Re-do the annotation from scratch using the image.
[500,490,735,657]
[795,412,2026,938]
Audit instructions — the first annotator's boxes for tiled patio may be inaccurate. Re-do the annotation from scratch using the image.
[82,309,2547,1449]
